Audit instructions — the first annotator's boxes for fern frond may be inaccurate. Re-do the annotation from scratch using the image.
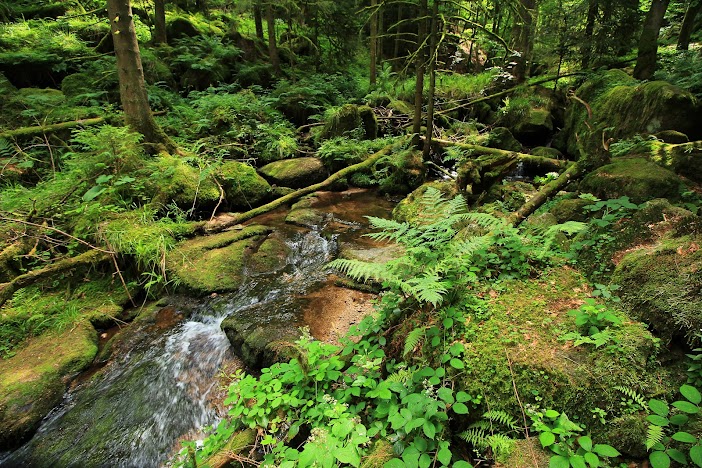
[403,326,427,357]
[486,434,515,458]
[459,427,489,449]
[483,410,519,431]
[538,221,588,258]
[386,368,413,384]
[464,212,506,230]
[327,258,389,283]
[646,424,664,450]
[0,138,15,158]
[614,386,647,410]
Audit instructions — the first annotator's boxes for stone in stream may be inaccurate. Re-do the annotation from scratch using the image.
[258,157,327,189]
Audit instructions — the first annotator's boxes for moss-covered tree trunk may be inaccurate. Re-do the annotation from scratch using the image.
[266,2,281,75]
[107,0,175,152]
[633,0,670,80]
[153,0,167,44]
[677,0,702,50]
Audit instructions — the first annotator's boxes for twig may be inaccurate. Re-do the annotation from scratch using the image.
[0,216,114,254]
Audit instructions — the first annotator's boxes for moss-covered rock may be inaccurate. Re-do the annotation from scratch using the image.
[149,154,222,212]
[485,127,522,152]
[246,236,291,275]
[378,149,426,195]
[60,73,93,99]
[392,181,458,223]
[638,140,702,183]
[0,72,17,96]
[258,157,327,189]
[166,225,271,295]
[217,161,272,210]
[531,146,564,159]
[557,70,702,167]
[512,108,554,145]
[654,130,689,144]
[548,197,591,223]
[0,320,98,449]
[612,235,702,345]
[166,17,201,40]
[318,104,378,141]
[579,157,684,203]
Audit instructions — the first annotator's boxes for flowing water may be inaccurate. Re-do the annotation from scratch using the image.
[1,189,394,468]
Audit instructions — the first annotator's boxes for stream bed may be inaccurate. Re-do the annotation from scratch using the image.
[0,189,395,467]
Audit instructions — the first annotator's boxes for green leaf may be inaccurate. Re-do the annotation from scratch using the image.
[82,185,106,201]
[648,399,670,417]
[423,421,436,439]
[437,447,452,465]
[544,409,560,419]
[438,387,454,404]
[672,431,698,444]
[452,462,473,468]
[646,415,670,427]
[670,414,689,426]
[384,459,406,468]
[666,448,687,465]
[569,455,587,468]
[592,444,620,458]
[583,452,599,468]
[450,358,464,369]
[540,431,556,448]
[336,445,361,467]
[681,385,702,404]
[419,453,432,468]
[402,447,420,468]
[690,445,702,467]
[649,451,671,468]
[578,436,593,452]
[549,455,570,468]
[452,403,469,414]
[455,392,471,403]
[673,400,700,414]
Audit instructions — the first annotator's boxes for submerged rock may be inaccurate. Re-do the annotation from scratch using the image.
[258,157,326,189]
[0,321,97,449]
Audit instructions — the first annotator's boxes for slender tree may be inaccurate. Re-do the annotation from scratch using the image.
[511,0,537,82]
[412,0,428,138]
[107,0,175,152]
[677,0,702,50]
[254,2,265,42]
[266,2,281,75]
[153,0,167,44]
[633,0,670,80]
[370,0,378,86]
[423,0,439,159]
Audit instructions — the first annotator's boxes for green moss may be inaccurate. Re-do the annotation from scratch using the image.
[217,161,272,210]
[286,208,325,229]
[258,157,326,189]
[166,225,271,295]
[485,127,522,152]
[0,320,97,448]
[612,235,702,345]
[579,157,684,203]
[149,154,221,211]
[60,73,93,99]
[548,198,591,223]
[512,108,554,144]
[318,104,378,141]
[531,146,564,159]
[246,236,291,274]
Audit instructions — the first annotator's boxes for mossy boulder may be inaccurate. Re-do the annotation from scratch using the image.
[246,236,291,275]
[485,127,522,152]
[531,146,564,159]
[512,108,554,145]
[654,130,689,144]
[217,161,272,210]
[548,198,591,223]
[318,104,378,141]
[612,235,702,345]
[639,140,702,183]
[393,181,458,223]
[166,225,271,295]
[285,196,326,229]
[579,157,683,203]
[60,73,93,99]
[0,321,98,449]
[150,154,221,212]
[258,157,326,189]
[166,17,200,40]
[557,69,702,167]
[377,149,426,195]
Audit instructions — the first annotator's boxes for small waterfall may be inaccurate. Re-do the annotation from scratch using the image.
[2,229,337,468]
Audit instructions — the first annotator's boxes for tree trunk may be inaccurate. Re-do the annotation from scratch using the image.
[412,0,428,137]
[107,0,174,152]
[370,0,378,86]
[677,0,702,50]
[266,3,281,75]
[633,0,670,80]
[511,0,536,82]
[581,0,597,68]
[393,3,402,61]
[254,2,264,42]
[422,0,438,159]
[153,0,167,45]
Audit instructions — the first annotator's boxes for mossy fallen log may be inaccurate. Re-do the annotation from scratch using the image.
[0,250,110,307]
[432,138,569,170]
[0,117,107,141]
[203,141,399,233]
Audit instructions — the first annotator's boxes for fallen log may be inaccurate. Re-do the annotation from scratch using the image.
[203,141,399,233]
[0,250,110,307]
[0,117,107,141]
[508,162,583,226]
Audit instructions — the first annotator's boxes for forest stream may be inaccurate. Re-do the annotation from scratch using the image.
[0,189,395,467]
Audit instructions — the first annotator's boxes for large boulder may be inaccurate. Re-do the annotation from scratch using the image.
[0,321,98,449]
[512,108,554,146]
[217,161,272,210]
[258,157,326,189]
[579,157,684,203]
[317,104,378,141]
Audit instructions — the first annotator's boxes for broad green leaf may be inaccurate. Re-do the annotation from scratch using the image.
[646,415,670,427]
[690,445,702,467]
[569,455,587,468]
[336,445,361,467]
[452,403,469,414]
[583,452,599,468]
[549,455,570,468]
[578,436,593,452]
[456,391,471,403]
[423,421,436,439]
[437,447,452,465]
[82,185,106,201]
[681,385,702,404]
[450,358,464,369]
[384,459,406,468]
[438,387,454,404]
[545,409,560,419]
[649,451,671,468]
[452,462,473,468]
[666,448,687,465]
[592,444,620,457]
[402,446,420,468]
[419,453,432,468]
[670,414,690,426]
[673,400,700,414]
[540,431,556,448]
[672,431,698,444]
[648,399,669,417]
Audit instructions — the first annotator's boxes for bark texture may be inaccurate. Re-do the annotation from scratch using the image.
[153,0,167,44]
[677,0,702,50]
[633,0,670,80]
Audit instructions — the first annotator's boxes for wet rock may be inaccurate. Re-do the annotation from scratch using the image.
[217,161,272,210]
[166,225,271,295]
[258,157,326,189]
[0,321,98,449]
[579,157,683,203]
[246,236,291,275]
